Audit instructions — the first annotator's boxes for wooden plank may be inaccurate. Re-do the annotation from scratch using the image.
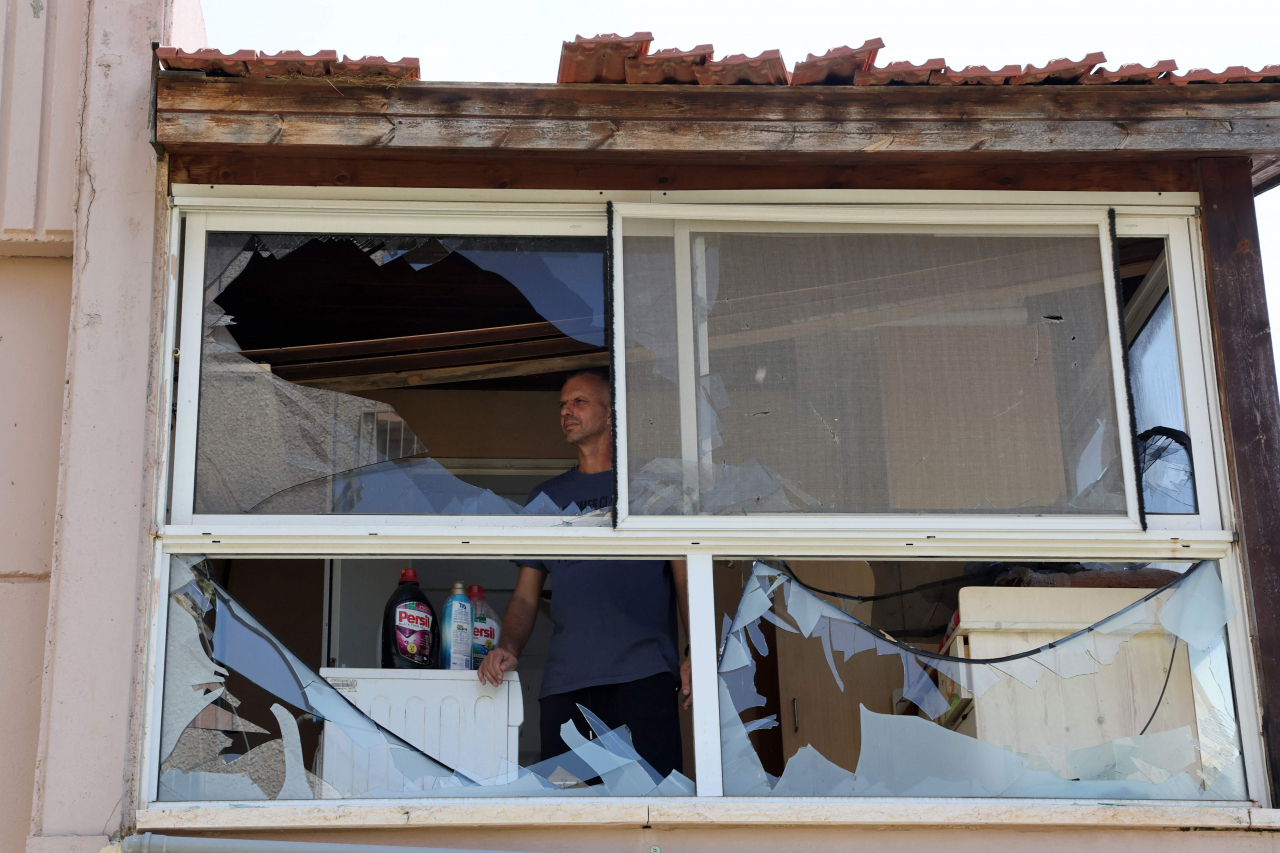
[156,111,1280,156]
[271,335,601,381]
[1197,156,1280,798]
[156,77,1280,124]
[170,152,1199,192]
[238,320,565,363]
[1254,156,1280,195]
[294,350,610,392]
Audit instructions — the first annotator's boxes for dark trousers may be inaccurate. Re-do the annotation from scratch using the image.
[539,672,683,778]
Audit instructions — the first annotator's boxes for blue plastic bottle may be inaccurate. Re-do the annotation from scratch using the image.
[441,581,473,670]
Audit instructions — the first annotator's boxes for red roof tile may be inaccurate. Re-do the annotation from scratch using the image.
[157,47,256,76]
[625,45,714,84]
[1165,65,1280,86]
[1080,60,1176,85]
[930,64,1022,86]
[330,55,421,79]
[855,58,945,86]
[248,50,336,78]
[695,50,790,85]
[791,39,884,86]
[558,33,653,84]
[1009,52,1105,85]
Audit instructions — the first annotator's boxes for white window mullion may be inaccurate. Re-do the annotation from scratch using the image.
[1097,217,1144,529]
[611,206,632,526]
[169,212,207,526]
[1166,219,1225,530]
[686,551,723,796]
[673,224,700,509]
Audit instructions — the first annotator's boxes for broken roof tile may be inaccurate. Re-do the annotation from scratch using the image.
[558,32,653,83]
[156,47,256,76]
[1164,65,1280,86]
[625,45,714,84]
[1080,60,1177,85]
[695,50,790,85]
[790,39,885,86]
[855,58,945,86]
[930,64,1023,86]
[1010,52,1106,85]
[329,55,421,79]
[247,50,337,78]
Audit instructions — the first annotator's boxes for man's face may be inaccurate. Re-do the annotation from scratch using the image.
[559,375,610,445]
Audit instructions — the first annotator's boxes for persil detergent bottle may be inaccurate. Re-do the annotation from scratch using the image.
[441,581,473,670]
[468,584,502,669]
[381,567,439,668]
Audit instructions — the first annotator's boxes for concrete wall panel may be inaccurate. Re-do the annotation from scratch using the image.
[0,257,71,577]
[0,581,50,853]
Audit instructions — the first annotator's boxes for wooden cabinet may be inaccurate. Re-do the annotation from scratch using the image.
[946,587,1197,779]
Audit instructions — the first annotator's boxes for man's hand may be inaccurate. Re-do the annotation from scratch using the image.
[680,656,692,710]
[478,647,518,686]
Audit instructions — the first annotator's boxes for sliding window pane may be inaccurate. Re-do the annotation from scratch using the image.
[624,226,1127,515]
[194,233,608,516]
[715,558,1245,800]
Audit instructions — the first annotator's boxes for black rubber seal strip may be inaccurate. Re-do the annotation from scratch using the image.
[605,201,620,530]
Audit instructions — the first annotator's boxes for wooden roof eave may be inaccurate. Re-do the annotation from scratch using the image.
[154,76,1280,188]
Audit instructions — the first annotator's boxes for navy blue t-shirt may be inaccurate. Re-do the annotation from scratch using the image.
[521,468,680,698]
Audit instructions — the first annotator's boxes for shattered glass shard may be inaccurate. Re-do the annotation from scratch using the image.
[855,705,1028,796]
[989,656,1047,689]
[771,745,857,797]
[719,677,772,796]
[900,653,951,719]
[1034,642,1100,679]
[1159,563,1235,651]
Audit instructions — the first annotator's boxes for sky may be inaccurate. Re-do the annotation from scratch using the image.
[202,0,1280,374]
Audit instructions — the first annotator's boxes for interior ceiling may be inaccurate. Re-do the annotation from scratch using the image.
[215,237,607,392]
[1117,237,1166,305]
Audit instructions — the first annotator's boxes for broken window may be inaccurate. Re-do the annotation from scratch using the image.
[714,558,1246,799]
[193,233,608,516]
[1119,241,1197,514]
[158,555,696,800]
[622,221,1129,516]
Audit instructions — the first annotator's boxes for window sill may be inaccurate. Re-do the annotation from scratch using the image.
[135,799,1265,831]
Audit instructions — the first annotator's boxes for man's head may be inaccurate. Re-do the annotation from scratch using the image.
[559,370,611,446]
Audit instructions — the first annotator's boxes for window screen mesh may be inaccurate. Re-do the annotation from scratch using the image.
[623,226,1127,515]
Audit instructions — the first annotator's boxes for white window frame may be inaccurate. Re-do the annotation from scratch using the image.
[140,188,1263,826]
[1114,213,1228,533]
[169,200,612,529]
[612,202,1218,535]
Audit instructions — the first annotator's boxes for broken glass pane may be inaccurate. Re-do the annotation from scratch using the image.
[158,555,695,801]
[714,559,1247,801]
[624,226,1126,515]
[193,233,607,517]
[1126,275,1197,514]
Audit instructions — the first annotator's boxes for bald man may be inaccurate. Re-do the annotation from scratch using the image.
[477,370,691,779]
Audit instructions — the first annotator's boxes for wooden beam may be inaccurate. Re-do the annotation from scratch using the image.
[158,77,1280,124]
[170,151,1200,193]
[157,112,1280,157]
[294,351,610,392]
[271,336,601,382]
[1197,156,1280,800]
[238,320,567,364]
[155,78,1280,160]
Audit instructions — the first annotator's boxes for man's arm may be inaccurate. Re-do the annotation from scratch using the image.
[477,564,547,686]
[671,559,693,710]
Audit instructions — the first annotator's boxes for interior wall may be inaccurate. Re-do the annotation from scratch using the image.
[0,257,70,853]
[363,389,571,459]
